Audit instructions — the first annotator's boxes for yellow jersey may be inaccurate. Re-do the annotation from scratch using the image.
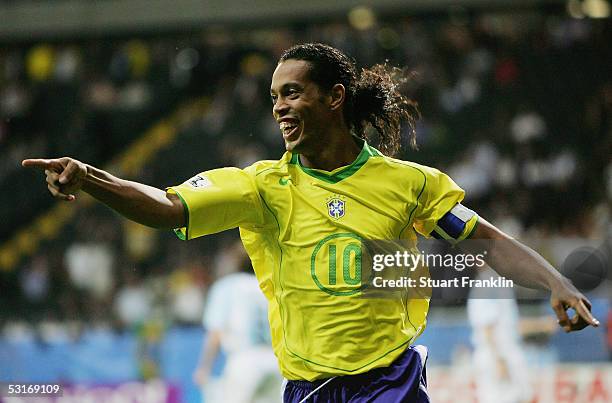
[169,141,471,381]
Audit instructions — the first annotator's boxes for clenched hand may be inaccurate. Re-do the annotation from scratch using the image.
[22,157,88,201]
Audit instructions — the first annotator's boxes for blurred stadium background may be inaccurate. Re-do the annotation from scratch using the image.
[0,0,610,402]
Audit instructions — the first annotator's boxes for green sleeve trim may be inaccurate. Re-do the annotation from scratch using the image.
[465,216,480,240]
[433,225,453,241]
[169,188,190,241]
[173,228,187,241]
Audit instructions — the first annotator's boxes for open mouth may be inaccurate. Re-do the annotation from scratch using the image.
[280,120,300,140]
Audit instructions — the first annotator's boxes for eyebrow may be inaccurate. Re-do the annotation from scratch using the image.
[270,82,303,94]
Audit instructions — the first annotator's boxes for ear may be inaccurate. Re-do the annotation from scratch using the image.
[329,84,345,111]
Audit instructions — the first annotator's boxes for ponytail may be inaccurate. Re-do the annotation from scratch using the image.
[280,43,419,157]
[351,65,419,156]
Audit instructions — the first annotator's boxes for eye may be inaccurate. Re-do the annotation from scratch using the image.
[270,94,278,104]
[287,89,299,98]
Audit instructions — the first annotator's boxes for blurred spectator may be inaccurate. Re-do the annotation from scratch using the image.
[168,262,207,325]
[193,243,280,403]
[449,141,498,200]
[510,108,546,144]
[114,270,153,328]
[136,320,165,380]
[467,271,533,403]
[19,254,50,309]
[26,45,55,82]
[53,46,80,83]
[64,241,114,300]
[123,220,158,264]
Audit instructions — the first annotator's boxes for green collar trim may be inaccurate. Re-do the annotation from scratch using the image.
[289,141,380,183]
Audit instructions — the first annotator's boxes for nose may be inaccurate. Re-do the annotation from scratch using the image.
[273,97,289,118]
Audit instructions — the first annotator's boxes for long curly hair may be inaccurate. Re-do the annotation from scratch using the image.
[279,43,419,156]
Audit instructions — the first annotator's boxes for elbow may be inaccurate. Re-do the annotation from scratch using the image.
[132,204,185,230]
[155,193,187,230]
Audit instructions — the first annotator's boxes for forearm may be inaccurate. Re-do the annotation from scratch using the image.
[197,330,221,374]
[472,218,569,291]
[489,237,568,291]
[464,215,597,332]
[82,164,184,229]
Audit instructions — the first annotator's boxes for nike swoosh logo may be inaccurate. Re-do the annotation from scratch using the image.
[279,177,292,186]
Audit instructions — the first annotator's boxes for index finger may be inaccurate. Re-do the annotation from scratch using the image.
[22,159,54,169]
[572,299,599,328]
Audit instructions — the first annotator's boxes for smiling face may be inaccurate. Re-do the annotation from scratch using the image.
[270,59,335,154]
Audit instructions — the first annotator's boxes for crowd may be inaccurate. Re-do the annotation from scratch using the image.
[0,9,610,341]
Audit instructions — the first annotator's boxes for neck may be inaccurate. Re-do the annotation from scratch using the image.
[299,132,362,171]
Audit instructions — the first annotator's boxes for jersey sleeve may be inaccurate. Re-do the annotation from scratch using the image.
[167,167,265,240]
[412,167,475,240]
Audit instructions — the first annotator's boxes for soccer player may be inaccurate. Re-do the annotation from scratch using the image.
[23,43,598,402]
[193,246,280,403]
[467,269,533,403]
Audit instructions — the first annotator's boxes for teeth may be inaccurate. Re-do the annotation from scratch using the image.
[280,121,297,131]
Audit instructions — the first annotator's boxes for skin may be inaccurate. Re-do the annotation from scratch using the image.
[22,58,598,333]
[270,59,361,171]
[21,158,185,229]
[470,219,598,332]
[193,329,221,387]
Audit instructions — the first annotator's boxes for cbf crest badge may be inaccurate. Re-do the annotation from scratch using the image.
[326,195,346,220]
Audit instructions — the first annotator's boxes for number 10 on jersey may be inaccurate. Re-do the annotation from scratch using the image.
[311,233,363,296]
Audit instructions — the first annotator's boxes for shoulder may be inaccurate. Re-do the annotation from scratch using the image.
[380,155,443,176]
[243,153,293,193]
[367,153,447,185]
[243,152,292,178]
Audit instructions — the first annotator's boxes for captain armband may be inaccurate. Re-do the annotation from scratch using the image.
[431,204,479,244]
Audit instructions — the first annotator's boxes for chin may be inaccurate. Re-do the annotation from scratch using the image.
[285,137,304,153]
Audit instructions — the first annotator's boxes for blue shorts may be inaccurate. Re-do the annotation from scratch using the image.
[282,345,430,403]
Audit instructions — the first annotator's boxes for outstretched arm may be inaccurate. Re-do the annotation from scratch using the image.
[471,217,599,333]
[22,157,185,229]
